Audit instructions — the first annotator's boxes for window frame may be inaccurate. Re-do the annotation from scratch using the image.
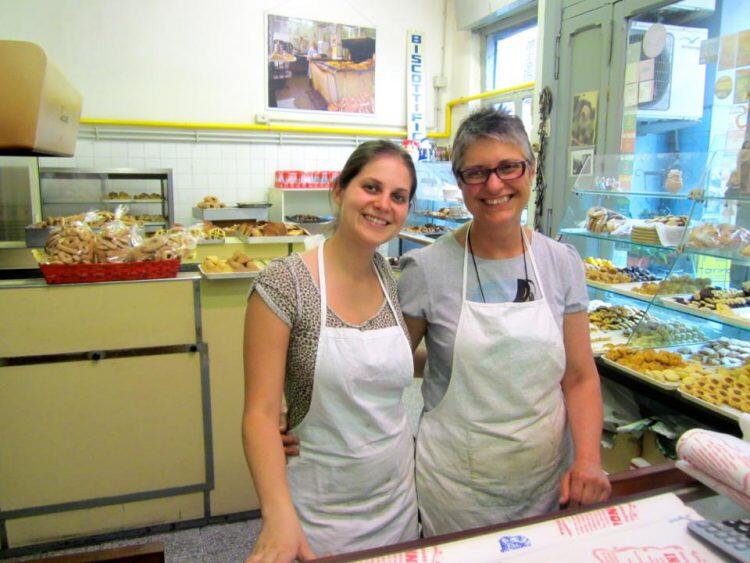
[480,5,539,93]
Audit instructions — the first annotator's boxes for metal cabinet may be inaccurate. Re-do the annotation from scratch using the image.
[39,168,174,232]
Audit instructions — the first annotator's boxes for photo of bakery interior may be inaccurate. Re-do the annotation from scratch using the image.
[3,0,750,561]
[268,15,376,112]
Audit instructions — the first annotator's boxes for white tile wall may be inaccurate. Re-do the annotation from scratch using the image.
[40,140,353,225]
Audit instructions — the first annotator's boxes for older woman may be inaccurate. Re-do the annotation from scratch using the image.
[398,107,610,536]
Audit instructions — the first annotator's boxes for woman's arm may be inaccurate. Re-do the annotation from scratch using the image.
[243,293,315,562]
[558,310,611,507]
[404,315,428,377]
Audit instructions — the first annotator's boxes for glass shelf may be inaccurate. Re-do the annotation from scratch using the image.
[559,227,678,252]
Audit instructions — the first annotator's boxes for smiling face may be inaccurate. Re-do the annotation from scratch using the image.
[333,155,412,248]
[458,137,534,227]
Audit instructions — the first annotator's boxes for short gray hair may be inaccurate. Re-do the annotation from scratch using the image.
[451,107,535,181]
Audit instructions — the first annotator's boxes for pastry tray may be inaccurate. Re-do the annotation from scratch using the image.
[104,198,164,203]
[599,356,680,390]
[677,388,742,422]
[586,280,665,302]
[237,234,309,244]
[197,238,226,245]
[658,297,750,330]
[198,265,260,280]
[589,328,628,356]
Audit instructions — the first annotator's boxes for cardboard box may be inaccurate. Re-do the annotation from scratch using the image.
[641,428,671,466]
[601,432,642,474]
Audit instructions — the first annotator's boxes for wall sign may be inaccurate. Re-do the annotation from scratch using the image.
[406,30,426,141]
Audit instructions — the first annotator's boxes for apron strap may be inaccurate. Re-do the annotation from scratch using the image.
[522,229,549,302]
[317,241,328,327]
[374,259,401,326]
[316,241,397,328]
[461,223,471,303]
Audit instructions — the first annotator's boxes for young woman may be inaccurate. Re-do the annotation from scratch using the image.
[399,108,611,536]
[243,140,419,562]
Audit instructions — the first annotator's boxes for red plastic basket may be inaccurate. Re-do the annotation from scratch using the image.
[39,258,181,284]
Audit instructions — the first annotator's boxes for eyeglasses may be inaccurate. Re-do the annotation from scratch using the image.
[457,160,529,185]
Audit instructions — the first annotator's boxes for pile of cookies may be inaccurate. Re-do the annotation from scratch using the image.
[201,253,266,274]
[625,318,705,347]
[688,223,750,250]
[196,195,227,209]
[632,275,711,296]
[237,221,307,237]
[45,224,96,264]
[604,346,685,372]
[678,338,750,368]
[589,305,645,331]
[188,222,226,240]
[93,223,138,263]
[672,287,750,313]
[645,215,689,227]
[586,207,627,233]
[681,370,750,412]
[584,257,631,284]
[41,222,193,265]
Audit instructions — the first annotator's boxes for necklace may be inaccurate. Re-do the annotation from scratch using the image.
[466,225,534,303]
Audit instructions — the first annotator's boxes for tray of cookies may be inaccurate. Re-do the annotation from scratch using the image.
[678,364,750,421]
[199,253,269,280]
[600,356,681,390]
[235,221,309,243]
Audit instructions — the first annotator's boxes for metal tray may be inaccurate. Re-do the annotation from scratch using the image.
[677,388,742,422]
[237,234,309,244]
[198,265,260,280]
[659,296,750,330]
[192,206,270,221]
[599,356,680,390]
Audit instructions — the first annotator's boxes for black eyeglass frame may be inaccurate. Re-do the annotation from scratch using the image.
[457,160,530,185]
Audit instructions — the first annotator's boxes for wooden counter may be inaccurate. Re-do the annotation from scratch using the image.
[0,240,305,557]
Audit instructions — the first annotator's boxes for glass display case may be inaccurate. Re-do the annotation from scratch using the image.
[398,161,471,253]
[560,151,750,425]
[38,168,174,233]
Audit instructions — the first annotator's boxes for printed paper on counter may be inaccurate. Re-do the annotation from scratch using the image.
[361,493,713,563]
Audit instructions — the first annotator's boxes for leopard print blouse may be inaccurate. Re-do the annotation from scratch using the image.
[250,252,410,429]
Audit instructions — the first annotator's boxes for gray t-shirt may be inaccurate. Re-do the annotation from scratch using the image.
[398,232,588,412]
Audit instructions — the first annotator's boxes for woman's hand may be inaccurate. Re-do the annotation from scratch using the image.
[559,459,611,507]
[282,431,300,457]
[246,512,316,563]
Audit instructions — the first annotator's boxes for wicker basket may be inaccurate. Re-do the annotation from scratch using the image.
[39,259,181,284]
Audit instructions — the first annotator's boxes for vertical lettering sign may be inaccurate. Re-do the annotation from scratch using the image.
[407,31,426,141]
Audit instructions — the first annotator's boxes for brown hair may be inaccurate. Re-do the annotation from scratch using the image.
[334,140,417,200]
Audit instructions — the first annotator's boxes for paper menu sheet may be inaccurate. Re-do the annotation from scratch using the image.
[359,493,716,562]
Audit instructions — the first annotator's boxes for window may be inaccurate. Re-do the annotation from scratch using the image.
[485,22,537,91]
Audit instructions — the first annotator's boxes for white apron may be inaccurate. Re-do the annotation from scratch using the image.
[416,227,568,536]
[286,243,418,556]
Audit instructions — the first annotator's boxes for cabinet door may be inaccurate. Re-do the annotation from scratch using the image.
[604,0,678,155]
[547,4,613,235]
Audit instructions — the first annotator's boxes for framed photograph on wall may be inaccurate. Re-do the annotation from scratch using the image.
[570,148,594,177]
[266,14,376,114]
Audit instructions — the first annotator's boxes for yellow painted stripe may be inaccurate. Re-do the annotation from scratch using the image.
[80,82,535,141]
